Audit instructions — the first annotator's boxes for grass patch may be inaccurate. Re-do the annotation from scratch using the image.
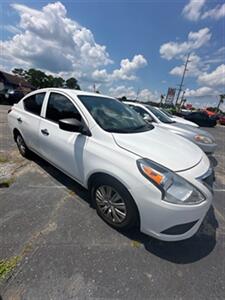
[131,240,141,248]
[0,256,20,280]
[0,177,15,188]
[0,155,8,163]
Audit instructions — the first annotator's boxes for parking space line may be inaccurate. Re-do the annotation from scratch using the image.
[28,185,65,188]
[214,207,225,223]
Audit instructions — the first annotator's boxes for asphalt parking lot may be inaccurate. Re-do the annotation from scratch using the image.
[0,104,225,299]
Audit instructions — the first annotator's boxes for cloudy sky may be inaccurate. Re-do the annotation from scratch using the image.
[0,0,224,109]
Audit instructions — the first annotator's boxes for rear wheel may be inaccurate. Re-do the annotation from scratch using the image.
[91,176,139,230]
[15,133,30,158]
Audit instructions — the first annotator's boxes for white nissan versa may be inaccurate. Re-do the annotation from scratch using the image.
[8,88,214,241]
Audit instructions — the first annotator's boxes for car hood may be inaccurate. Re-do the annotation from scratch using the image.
[157,122,214,137]
[173,116,199,128]
[168,123,215,140]
[112,126,203,172]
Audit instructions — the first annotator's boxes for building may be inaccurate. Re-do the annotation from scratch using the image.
[0,70,34,103]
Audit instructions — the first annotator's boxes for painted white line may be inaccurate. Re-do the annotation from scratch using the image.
[214,207,225,223]
[214,189,225,192]
[28,185,65,189]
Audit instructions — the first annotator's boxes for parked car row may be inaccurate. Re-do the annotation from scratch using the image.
[177,110,218,127]
[125,102,217,154]
[8,89,215,242]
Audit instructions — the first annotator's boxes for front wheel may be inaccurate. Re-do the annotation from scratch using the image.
[91,176,139,230]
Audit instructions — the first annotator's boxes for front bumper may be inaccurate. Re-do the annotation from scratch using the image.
[131,155,213,241]
[196,142,217,154]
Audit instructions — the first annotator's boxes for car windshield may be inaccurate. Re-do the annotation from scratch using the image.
[161,109,173,118]
[145,105,175,124]
[78,95,153,133]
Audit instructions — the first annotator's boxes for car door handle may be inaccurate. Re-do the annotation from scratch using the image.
[41,129,49,136]
[17,117,22,123]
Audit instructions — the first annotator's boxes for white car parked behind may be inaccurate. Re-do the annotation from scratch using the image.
[125,102,217,154]
[8,88,214,241]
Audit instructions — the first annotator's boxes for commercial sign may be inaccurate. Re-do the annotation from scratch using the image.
[165,88,176,104]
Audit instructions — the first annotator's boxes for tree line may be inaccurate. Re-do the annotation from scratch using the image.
[12,68,81,90]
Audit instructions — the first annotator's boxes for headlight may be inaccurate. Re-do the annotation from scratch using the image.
[195,135,213,144]
[137,159,205,205]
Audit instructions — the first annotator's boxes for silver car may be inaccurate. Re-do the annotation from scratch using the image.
[125,102,217,154]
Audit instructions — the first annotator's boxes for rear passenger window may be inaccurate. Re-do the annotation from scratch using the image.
[23,93,45,116]
[46,93,81,123]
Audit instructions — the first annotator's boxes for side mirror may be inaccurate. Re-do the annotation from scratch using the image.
[143,114,153,123]
[59,118,83,132]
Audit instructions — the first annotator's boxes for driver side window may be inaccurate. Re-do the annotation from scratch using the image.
[46,93,81,123]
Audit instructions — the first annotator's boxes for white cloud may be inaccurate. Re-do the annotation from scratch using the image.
[198,64,225,87]
[202,3,225,20]
[182,0,206,21]
[109,85,137,99]
[92,55,147,83]
[4,25,22,35]
[1,2,112,76]
[185,86,218,97]
[0,2,148,86]
[109,85,159,102]
[170,53,209,77]
[160,28,211,60]
[111,55,147,80]
[182,0,225,21]
[92,69,109,83]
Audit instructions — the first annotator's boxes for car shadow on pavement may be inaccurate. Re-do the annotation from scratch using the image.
[30,153,90,204]
[30,153,218,265]
[121,205,218,264]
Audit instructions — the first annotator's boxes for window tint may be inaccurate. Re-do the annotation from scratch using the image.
[129,105,152,120]
[46,93,81,123]
[23,93,45,116]
[145,105,174,124]
[78,95,153,133]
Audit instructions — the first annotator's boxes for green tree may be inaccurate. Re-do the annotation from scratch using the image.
[46,75,65,88]
[25,69,49,89]
[52,77,65,88]
[12,68,26,77]
[66,77,80,90]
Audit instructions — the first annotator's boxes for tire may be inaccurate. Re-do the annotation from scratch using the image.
[15,132,30,158]
[91,175,139,230]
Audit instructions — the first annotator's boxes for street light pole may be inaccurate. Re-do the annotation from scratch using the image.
[175,53,191,106]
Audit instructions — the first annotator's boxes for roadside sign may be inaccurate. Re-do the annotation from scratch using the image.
[165,88,176,104]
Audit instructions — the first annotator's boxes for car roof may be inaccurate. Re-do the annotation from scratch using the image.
[27,88,115,100]
[124,101,148,107]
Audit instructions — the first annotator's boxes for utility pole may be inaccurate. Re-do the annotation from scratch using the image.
[175,53,191,106]
[217,94,225,111]
[135,88,140,101]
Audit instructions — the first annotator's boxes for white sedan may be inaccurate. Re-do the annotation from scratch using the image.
[125,102,217,154]
[8,88,214,241]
